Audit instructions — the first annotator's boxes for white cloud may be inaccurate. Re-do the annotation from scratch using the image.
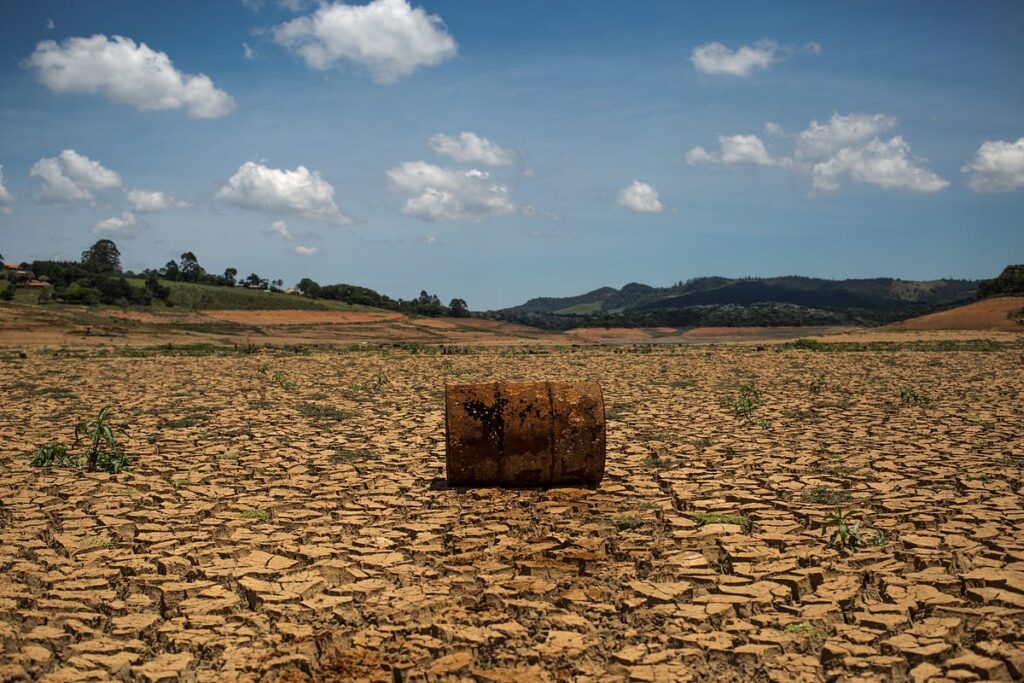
[26,34,236,119]
[272,0,457,83]
[687,134,779,167]
[46,19,55,30]
[691,40,779,76]
[217,161,351,224]
[30,149,121,203]
[688,112,947,194]
[92,211,139,236]
[811,136,948,193]
[796,112,897,160]
[386,161,515,221]
[294,245,319,256]
[764,122,783,137]
[243,42,256,60]
[962,138,1024,193]
[617,180,664,214]
[126,189,190,212]
[271,219,294,239]
[243,0,307,10]
[0,165,13,204]
[429,132,516,166]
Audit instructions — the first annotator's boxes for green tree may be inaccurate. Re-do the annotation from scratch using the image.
[80,239,121,275]
[161,260,180,281]
[223,267,237,286]
[449,298,469,317]
[145,273,170,301]
[244,273,268,290]
[297,278,322,298]
[179,252,205,282]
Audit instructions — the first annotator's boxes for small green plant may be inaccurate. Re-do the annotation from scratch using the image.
[801,485,852,506]
[76,406,134,473]
[610,513,645,529]
[809,374,826,394]
[785,338,830,351]
[298,402,356,421]
[822,509,863,549]
[783,622,825,649]
[32,407,135,473]
[328,448,379,463]
[689,512,753,533]
[172,478,191,488]
[899,387,932,407]
[157,414,208,429]
[272,371,298,391]
[373,371,389,389]
[645,453,673,468]
[240,509,273,523]
[30,443,76,468]
[723,381,764,420]
[865,528,891,546]
[606,402,631,420]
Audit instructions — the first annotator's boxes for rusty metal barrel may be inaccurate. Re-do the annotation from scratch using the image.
[444,381,606,487]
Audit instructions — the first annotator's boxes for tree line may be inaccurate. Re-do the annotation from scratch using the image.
[1,239,470,315]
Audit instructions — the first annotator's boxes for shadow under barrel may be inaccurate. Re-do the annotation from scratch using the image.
[444,381,606,488]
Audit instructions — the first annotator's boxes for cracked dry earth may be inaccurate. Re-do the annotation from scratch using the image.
[1,343,1023,683]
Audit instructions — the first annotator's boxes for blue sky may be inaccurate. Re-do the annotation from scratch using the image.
[0,0,1022,309]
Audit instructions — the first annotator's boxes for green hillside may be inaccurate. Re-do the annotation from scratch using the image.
[124,279,367,311]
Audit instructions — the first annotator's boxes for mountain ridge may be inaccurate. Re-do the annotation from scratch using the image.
[490,275,980,330]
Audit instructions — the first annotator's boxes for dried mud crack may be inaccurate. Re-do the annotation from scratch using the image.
[0,343,1022,682]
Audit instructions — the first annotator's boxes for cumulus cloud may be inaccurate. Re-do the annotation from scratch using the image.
[0,165,13,204]
[92,212,139,236]
[962,138,1024,193]
[271,219,294,239]
[386,161,515,221]
[796,112,897,160]
[272,0,457,83]
[30,149,121,203]
[687,134,780,167]
[243,42,256,60]
[126,189,190,212]
[617,180,664,214]
[429,132,516,166]
[687,112,947,194]
[217,161,351,224]
[294,245,319,256]
[691,40,779,76]
[809,136,948,193]
[25,34,236,118]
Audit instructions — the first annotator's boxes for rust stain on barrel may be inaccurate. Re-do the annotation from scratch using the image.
[445,381,605,487]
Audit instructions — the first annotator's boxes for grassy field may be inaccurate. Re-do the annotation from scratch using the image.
[1,342,1022,681]
[124,279,370,311]
[6,276,372,311]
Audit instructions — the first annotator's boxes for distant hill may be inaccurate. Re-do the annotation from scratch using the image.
[491,275,980,329]
[889,296,1024,331]
[977,264,1024,299]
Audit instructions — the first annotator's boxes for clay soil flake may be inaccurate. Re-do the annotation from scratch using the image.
[0,342,1023,682]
